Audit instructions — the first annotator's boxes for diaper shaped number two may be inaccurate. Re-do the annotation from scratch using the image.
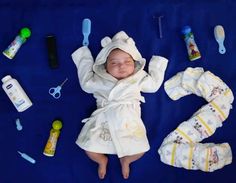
[158,67,234,172]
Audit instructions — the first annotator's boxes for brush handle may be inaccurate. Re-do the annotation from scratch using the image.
[18,151,36,164]
[83,34,89,46]
[217,40,226,54]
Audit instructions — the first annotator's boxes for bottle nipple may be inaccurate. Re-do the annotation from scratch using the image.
[20,27,31,39]
[181,25,191,35]
[52,120,62,130]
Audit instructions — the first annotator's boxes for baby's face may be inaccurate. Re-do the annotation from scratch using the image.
[106,49,135,80]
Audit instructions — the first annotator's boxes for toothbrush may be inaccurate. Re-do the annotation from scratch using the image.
[214,25,226,54]
[82,18,91,46]
[17,151,36,164]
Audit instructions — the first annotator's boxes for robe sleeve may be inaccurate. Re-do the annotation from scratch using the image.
[140,56,168,93]
[71,46,96,93]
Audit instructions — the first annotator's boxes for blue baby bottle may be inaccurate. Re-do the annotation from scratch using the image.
[182,26,201,61]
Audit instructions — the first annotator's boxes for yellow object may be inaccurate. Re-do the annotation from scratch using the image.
[43,120,62,157]
[52,120,63,130]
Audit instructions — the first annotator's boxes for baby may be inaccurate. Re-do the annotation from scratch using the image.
[72,31,168,179]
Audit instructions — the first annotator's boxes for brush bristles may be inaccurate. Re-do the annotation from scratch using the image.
[214,25,225,39]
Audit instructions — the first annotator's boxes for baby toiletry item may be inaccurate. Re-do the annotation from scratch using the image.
[15,118,23,131]
[46,35,59,68]
[17,151,36,164]
[153,15,164,38]
[3,27,31,59]
[158,16,164,38]
[82,18,91,46]
[43,120,63,157]
[214,25,226,54]
[2,75,33,112]
[182,26,201,61]
[49,78,68,99]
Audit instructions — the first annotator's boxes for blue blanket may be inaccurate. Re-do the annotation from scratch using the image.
[0,0,235,182]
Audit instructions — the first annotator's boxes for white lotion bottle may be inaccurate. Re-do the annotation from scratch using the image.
[2,75,32,112]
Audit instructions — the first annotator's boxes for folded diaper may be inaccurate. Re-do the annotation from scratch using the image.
[164,71,191,100]
[158,142,232,172]
[159,67,234,172]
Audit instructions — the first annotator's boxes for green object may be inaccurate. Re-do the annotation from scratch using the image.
[20,27,31,39]
[52,120,62,130]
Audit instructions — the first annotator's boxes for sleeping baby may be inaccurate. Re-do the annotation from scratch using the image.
[71,31,168,179]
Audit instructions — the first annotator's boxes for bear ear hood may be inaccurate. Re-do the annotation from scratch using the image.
[93,31,146,80]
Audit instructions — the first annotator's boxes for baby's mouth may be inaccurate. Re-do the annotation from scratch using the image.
[119,70,127,74]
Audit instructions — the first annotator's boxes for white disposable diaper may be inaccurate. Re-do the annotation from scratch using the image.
[158,67,234,172]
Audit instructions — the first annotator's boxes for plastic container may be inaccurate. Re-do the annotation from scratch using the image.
[43,120,63,157]
[3,27,31,59]
[2,75,33,112]
[182,26,201,61]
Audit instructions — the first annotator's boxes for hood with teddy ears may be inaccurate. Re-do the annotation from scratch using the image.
[93,31,146,80]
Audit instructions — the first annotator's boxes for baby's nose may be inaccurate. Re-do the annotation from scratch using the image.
[119,63,126,68]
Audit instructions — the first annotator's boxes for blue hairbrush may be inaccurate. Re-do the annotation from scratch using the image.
[82,18,91,46]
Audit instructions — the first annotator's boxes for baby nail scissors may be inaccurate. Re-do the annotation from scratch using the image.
[49,78,68,99]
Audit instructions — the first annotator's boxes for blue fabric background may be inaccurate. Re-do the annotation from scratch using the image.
[0,0,235,183]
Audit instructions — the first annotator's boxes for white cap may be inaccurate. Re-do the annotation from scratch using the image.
[1,75,12,83]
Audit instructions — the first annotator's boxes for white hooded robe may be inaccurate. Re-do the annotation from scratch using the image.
[72,31,168,158]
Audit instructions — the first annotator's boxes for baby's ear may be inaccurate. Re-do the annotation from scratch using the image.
[126,38,135,45]
[101,36,112,47]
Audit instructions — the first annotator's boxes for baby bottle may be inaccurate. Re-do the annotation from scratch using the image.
[2,75,33,112]
[43,120,63,157]
[3,27,31,59]
[182,26,201,61]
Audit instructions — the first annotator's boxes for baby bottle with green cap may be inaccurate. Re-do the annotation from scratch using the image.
[3,27,31,59]
[43,120,63,157]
